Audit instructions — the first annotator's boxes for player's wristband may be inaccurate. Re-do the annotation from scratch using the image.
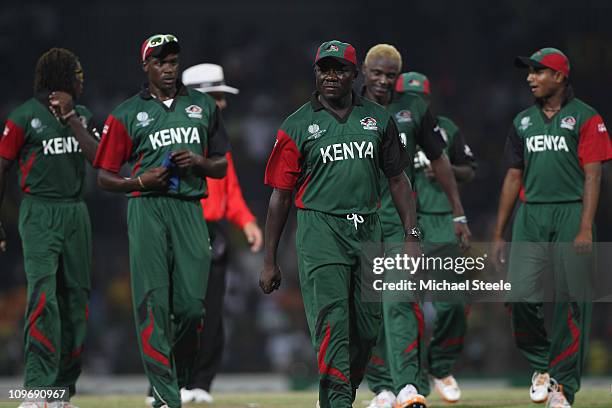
[453,215,468,224]
[137,176,146,190]
[61,110,77,121]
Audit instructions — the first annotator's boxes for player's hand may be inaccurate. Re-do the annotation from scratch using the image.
[403,239,422,274]
[49,91,75,119]
[424,165,436,179]
[139,167,169,190]
[170,149,203,170]
[454,222,471,250]
[243,221,263,253]
[259,262,281,294]
[492,236,507,271]
[573,227,593,254]
[0,222,7,252]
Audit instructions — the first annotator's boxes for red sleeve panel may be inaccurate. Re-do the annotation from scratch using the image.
[224,152,256,228]
[0,120,26,160]
[264,129,301,191]
[578,114,612,166]
[94,115,133,173]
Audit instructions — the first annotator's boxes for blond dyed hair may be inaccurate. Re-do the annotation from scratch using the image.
[364,44,402,71]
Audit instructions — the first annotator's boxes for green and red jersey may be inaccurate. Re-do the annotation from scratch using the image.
[94,84,229,199]
[0,96,94,200]
[265,92,408,215]
[375,91,446,230]
[414,116,476,213]
[505,97,612,203]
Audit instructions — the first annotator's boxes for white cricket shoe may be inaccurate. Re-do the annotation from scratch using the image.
[433,375,461,403]
[367,390,396,408]
[189,388,213,404]
[545,380,570,408]
[530,371,550,403]
[144,396,154,406]
[180,388,194,404]
[394,384,427,408]
[17,403,45,408]
[46,403,79,408]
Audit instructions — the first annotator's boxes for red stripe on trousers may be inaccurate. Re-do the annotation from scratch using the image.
[318,323,348,382]
[29,292,56,353]
[141,309,170,367]
[550,308,580,367]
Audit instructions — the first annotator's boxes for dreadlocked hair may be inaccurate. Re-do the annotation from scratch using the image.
[364,44,402,72]
[34,48,80,97]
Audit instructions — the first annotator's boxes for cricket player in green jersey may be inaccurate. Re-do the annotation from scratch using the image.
[260,40,421,408]
[401,72,476,404]
[360,45,471,408]
[94,34,229,408]
[0,48,100,408]
[493,48,612,408]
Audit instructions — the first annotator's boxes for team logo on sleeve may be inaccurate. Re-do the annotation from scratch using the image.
[30,118,47,134]
[360,117,378,131]
[185,105,203,119]
[307,123,326,139]
[136,111,154,128]
[395,110,412,123]
[598,123,607,133]
[2,125,9,138]
[560,116,576,131]
[519,116,532,131]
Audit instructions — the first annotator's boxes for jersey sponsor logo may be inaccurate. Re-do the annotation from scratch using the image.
[136,111,154,128]
[560,116,576,131]
[399,132,407,147]
[526,134,569,153]
[360,117,378,131]
[307,123,326,139]
[519,116,532,131]
[395,110,412,123]
[185,105,203,119]
[598,123,607,133]
[42,136,81,155]
[319,141,374,164]
[148,127,201,150]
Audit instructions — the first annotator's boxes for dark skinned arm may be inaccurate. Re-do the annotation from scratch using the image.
[492,168,523,267]
[430,154,471,247]
[259,188,292,294]
[49,91,99,163]
[170,150,227,179]
[574,162,602,254]
[97,167,169,193]
[0,157,11,252]
[388,172,418,236]
[424,163,475,183]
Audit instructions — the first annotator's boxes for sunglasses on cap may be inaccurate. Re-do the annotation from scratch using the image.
[141,34,179,62]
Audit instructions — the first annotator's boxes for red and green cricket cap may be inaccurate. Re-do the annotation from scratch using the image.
[141,34,181,62]
[395,72,431,95]
[314,40,357,67]
[515,47,570,77]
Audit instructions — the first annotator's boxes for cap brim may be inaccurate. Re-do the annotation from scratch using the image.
[514,56,547,70]
[314,55,355,67]
[195,85,239,95]
[149,42,181,60]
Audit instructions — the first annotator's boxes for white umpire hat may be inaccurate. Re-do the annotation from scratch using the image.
[182,63,239,94]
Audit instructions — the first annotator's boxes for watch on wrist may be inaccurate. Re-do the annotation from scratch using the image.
[405,226,422,241]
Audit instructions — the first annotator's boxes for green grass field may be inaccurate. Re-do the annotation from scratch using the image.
[2,388,610,408]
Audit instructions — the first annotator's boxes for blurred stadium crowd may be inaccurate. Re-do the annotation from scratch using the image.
[1,0,611,383]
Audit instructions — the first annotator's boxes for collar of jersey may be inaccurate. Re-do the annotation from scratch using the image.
[310,90,363,112]
[139,81,188,100]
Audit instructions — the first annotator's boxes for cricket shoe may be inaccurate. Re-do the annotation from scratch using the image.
[530,371,550,403]
[433,375,461,403]
[46,403,79,408]
[394,384,427,408]
[180,388,195,404]
[144,396,154,406]
[545,379,570,408]
[367,390,396,408]
[17,403,45,408]
[188,388,213,404]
